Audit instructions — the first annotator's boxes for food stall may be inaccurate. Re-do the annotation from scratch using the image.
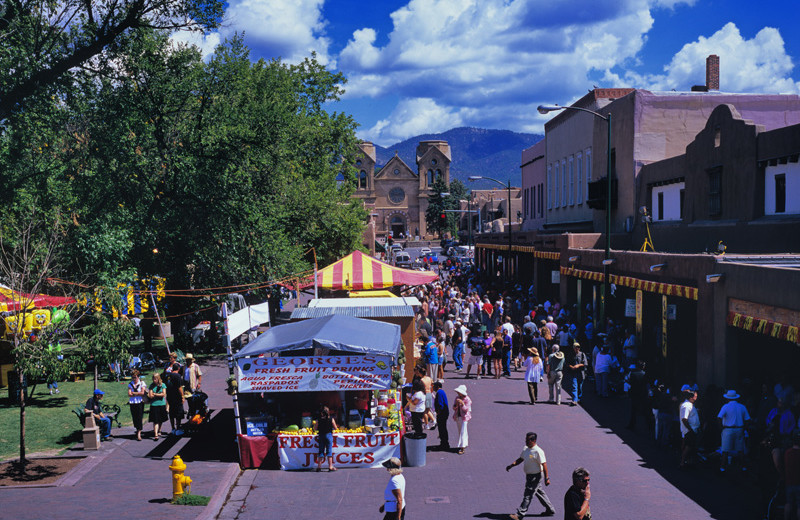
[233,314,405,470]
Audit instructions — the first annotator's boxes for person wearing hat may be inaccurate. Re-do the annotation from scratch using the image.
[379,457,405,519]
[452,385,472,455]
[183,353,202,393]
[717,389,751,472]
[452,319,466,372]
[566,343,588,407]
[85,389,112,440]
[546,345,565,405]
[523,346,544,405]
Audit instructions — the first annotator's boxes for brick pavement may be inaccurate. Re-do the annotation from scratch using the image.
[0,358,240,520]
[218,367,757,520]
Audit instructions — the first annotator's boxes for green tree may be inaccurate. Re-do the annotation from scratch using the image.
[0,0,225,120]
[0,207,78,468]
[75,312,134,387]
[425,177,460,237]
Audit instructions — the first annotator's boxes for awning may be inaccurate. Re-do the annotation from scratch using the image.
[559,266,699,300]
[727,311,800,344]
[305,250,437,291]
[0,285,76,312]
[234,314,402,358]
[349,290,397,298]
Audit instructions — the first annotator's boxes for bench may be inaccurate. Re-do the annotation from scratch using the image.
[68,371,86,382]
[73,403,122,429]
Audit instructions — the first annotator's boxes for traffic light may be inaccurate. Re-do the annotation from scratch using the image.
[440,212,447,224]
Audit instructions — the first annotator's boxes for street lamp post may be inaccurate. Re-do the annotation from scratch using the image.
[538,104,612,332]
[469,175,513,280]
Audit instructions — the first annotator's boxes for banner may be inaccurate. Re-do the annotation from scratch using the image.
[227,302,271,339]
[237,355,393,392]
[277,431,402,470]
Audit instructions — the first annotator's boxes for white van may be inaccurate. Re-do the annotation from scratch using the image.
[394,252,412,268]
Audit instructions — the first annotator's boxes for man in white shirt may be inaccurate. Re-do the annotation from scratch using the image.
[506,432,556,518]
[679,389,700,468]
[717,389,751,472]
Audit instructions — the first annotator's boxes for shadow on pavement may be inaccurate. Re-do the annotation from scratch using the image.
[493,400,531,405]
[576,388,762,520]
[177,408,238,463]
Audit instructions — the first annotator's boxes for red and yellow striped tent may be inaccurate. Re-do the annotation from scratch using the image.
[307,250,437,291]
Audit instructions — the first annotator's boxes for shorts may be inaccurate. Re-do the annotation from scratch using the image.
[468,355,483,366]
[425,392,433,410]
[721,427,745,454]
[682,429,697,448]
[318,432,333,457]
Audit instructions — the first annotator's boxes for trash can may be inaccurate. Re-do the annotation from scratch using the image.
[403,432,427,467]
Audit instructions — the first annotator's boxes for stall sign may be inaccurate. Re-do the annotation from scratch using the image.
[278,431,401,470]
[624,299,635,318]
[237,355,393,393]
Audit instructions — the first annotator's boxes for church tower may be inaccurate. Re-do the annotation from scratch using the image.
[416,140,451,237]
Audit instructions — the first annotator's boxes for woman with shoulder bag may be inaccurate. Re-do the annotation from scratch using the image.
[128,370,147,441]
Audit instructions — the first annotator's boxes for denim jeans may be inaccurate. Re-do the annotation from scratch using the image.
[502,351,511,375]
[453,342,464,370]
[98,416,112,438]
[570,374,584,403]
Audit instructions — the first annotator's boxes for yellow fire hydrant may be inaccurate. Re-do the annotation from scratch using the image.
[169,455,192,499]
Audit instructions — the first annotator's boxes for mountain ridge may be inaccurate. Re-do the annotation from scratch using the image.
[372,127,543,188]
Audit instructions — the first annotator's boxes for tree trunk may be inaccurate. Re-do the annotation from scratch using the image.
[19,368,27,469]
[94,364,98,391]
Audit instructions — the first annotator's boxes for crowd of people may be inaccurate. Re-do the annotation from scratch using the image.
[393,252,800,519]
[89,351,204,442]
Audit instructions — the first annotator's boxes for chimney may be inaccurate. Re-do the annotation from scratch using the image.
[706,54,719,91]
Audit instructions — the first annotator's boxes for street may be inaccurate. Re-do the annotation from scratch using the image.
[217,367,758,520]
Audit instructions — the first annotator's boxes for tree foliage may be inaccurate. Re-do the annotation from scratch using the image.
[1,31,366,304]
[0,0,225,120]
[425,178,464,238]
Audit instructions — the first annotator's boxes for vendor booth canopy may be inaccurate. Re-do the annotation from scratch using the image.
[234,314,402,359]
[305,250,437,291]
[0,285,76,312]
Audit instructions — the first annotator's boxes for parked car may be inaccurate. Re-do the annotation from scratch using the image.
[420,252,439,264]
[394,252,412,268]
[390,244,403,253]
[440,238,456,250]
[419,247,432,255]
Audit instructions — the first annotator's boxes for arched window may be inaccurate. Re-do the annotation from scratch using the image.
[436,169,442,181]
[359,170,367,189]
[427,169,434,185]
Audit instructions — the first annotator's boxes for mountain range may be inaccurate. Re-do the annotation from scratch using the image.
[373,127,543,189]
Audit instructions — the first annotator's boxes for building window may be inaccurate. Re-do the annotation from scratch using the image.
[539,184,544,217]
[680,189,685,219]
[548,164,554,209]
[714,126,721,148]
[427,169,434,185]
[436,169,442,181]
[657,192,664,220]
[561,159,567,206]
[708,167,722,216]
[356,159,362,167]
[359,170,367,189]
[568,156,575,205]
[775,174,786,213]
[576,153,582,204]
[585,148,592,202]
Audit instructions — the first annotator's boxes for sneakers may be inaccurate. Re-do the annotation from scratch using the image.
[542,509,556,516]
[509,514,520,520]
[477,375,481,380]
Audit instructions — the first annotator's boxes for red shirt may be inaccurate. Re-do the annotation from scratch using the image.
[483,303,494,316]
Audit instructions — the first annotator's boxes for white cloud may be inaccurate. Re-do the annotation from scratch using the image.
[363,98,466,145]
[612,23,800,94]
[342,0,689,143]
[172,0,331,64]
[170,30,222,58]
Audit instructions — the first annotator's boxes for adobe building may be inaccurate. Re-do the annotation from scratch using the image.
[353,140,451,239]
[520,138,546,232]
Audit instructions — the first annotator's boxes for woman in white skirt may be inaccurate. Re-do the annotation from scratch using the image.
[452,384,472,454]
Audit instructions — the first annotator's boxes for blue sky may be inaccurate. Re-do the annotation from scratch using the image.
[173,0,800,146]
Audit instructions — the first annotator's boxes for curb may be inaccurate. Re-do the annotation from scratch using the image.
[196,463,241,520]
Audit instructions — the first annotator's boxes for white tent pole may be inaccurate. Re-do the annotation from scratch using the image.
[223,304,243,436]
[150,292,171,355]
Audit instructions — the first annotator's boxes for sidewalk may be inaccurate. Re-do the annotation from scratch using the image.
[219,368,759,520]
[0,358,241,520]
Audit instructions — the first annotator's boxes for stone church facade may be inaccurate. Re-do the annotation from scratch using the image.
[354,140,451,239]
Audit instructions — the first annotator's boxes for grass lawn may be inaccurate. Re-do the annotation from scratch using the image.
[0,337,221,462]
[0,375,135,461]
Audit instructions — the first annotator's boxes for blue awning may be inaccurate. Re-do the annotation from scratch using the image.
[234,314,402,359]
